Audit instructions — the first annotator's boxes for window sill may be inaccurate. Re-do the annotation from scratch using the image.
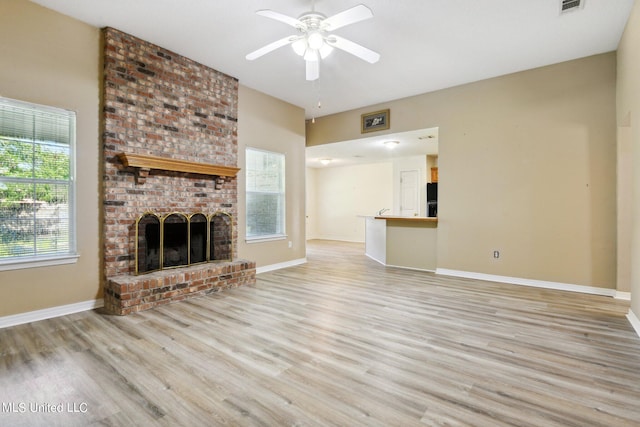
[0,254,80,272]
[246,235,287,244]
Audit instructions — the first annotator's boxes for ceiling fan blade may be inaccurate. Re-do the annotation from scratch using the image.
[322,4,373,31]
[256,9,304,29]
[327,35,380,64]
[306,59,319,81]
[246,36,295,60]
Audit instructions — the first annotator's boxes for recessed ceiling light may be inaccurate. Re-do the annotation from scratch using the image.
[384,140,400,149]
[320,158,332,165]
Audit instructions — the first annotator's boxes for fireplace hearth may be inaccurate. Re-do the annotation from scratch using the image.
[105,211,254,316]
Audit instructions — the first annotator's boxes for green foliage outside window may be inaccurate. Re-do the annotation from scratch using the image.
[0,98,75,261]
[0,138,70,203]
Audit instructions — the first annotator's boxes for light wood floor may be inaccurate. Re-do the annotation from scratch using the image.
[1,240,640,426]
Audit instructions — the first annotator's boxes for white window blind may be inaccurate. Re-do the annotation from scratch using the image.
[246,148,285,240]
[0,97,76,263]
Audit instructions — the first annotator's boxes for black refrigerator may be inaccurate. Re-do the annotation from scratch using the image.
[427,183,438,217]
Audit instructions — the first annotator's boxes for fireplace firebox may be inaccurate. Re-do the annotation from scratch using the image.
[136,211,233,275]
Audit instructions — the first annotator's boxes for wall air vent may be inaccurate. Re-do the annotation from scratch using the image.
[561,0,584,14]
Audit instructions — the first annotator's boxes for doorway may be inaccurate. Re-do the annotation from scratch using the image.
[399,169,420,217]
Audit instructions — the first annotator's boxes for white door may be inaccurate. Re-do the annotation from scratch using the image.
[400,169,420,217]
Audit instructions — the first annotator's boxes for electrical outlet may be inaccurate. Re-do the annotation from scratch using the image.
[288,241,292,248]
[493,250,500,259]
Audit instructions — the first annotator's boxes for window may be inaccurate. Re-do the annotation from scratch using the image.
[0,97,76,268]
[245,148,285,241]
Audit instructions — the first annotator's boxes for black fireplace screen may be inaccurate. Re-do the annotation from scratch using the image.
[135,211,233,275]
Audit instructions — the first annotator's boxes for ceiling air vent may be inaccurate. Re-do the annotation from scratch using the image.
[561,0,584,14]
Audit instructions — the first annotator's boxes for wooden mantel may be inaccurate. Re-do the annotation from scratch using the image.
[117,152,240,184]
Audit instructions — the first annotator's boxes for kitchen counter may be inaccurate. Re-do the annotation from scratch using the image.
[374,215,438,222]
[365,216,437,271]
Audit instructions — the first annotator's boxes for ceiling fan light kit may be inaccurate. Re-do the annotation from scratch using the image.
[307,31,324,50]
[246,4,380,81]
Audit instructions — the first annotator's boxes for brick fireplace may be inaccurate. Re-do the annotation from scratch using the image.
[101,28,255,315]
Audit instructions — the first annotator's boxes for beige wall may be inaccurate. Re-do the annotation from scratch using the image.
[237,85,307,267]
[306,167,319,239]
[306,162,393,242]
[0,0,101,316]
[0,1,308,317]
[617,0,640,312]
[308,53,617,289]
[0,0,629,318]
[386,221,438,271]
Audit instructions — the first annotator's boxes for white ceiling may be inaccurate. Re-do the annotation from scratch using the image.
[31,0,633,168]
[32,0,633,121]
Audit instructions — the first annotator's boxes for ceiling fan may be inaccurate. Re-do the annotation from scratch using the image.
[246,3,380,81]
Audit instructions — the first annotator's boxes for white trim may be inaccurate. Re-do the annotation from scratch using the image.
[615,291,632,301]
[627,310,640,338]
[365,253,435,273]
[435,268,616,297]
[257,257,306,274]
[365,252,386,266]
[385,263,436,273]
[0,298,103,329]
[0,254,80,272]
[310,236,364,244]
[246,235,287,244]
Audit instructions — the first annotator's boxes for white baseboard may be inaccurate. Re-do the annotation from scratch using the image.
[365,254,435,273]
[308,237,364,244]
[615,291,632,301]
[435,268,616,297]
[627,310,640,338]
[0,298,104,329]
[365,252,385,266]
[385,263,436,273]
[257,258,307,274]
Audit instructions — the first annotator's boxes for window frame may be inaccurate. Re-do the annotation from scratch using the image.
[0,97,78,271]
[245,147,286,243]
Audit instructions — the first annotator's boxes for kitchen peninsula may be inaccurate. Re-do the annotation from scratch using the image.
[365,216,438,271]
